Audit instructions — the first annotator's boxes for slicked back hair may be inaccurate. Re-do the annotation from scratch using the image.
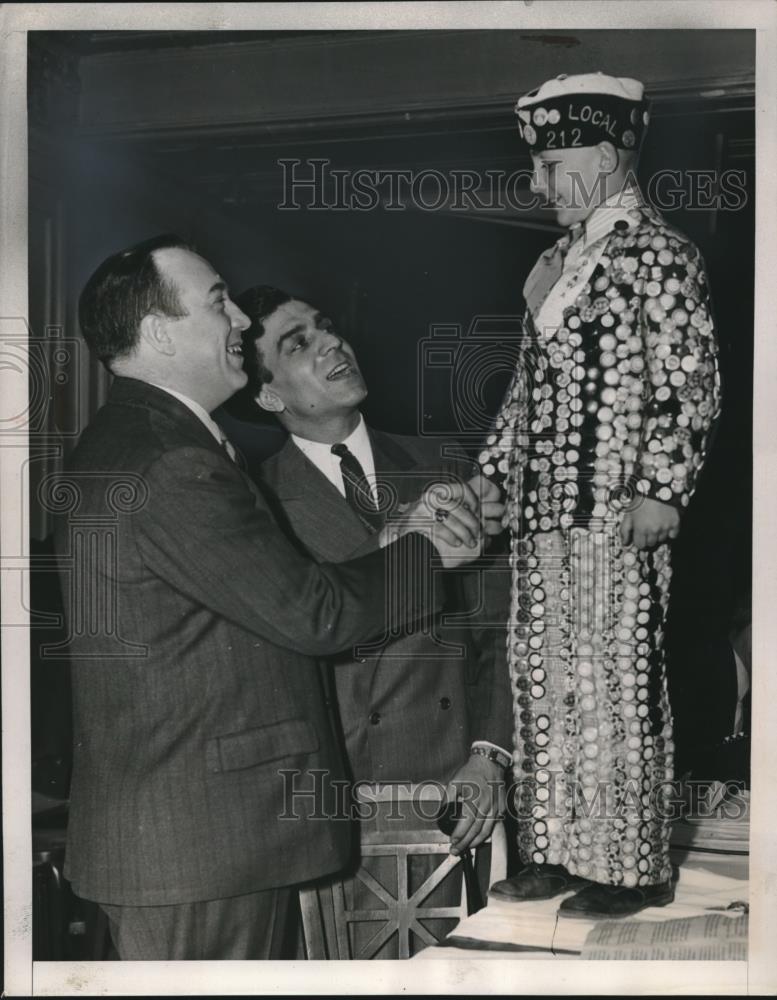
[78,233,192,367]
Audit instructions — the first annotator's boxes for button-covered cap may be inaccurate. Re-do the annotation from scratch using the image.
[515,72,649,152]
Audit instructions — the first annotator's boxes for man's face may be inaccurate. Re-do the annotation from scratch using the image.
[256,299,367,420]
[530,146,608,228]
[153,247,250,407]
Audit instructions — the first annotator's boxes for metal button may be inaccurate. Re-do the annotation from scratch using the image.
[369,711,381,725]
[440,697,451,710]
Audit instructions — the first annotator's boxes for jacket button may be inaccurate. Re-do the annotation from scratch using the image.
[440,697,451,710]
[369,712,381,725]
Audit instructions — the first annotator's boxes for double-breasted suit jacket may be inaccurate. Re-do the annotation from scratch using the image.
[261,429,513,785]
[53,378,438,906]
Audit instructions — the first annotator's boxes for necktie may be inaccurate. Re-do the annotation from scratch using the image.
[217,427,247,470]
[523,223,583,317]
[331,442,381,529]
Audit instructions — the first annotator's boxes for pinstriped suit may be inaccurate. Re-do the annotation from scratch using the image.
[53,378,438,926]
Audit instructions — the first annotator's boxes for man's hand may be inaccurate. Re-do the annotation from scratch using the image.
[380,474,504,568]
[467,473,505,537]
[620,496,680,549]
[445,753,506,855]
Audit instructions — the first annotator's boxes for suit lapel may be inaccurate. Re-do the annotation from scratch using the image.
[111,378,264,499]
[369,429,421,511]
[270,439,374,563]
[267,430,424,563]
[111,377,224,457]
[357,431,437,713]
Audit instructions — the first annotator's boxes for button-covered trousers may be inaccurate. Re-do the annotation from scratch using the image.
[507,526,675,887]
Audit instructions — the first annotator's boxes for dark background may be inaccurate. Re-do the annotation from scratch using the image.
[28,29,753,792]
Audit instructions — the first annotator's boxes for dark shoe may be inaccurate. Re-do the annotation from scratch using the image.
[489,863,587,902]
[558,880,675,920]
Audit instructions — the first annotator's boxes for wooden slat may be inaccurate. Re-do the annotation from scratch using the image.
[355,918,397,961]
[298,886,328,960]
[329,877,353,959]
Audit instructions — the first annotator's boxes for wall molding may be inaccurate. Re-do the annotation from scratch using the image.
[75,74,754,149]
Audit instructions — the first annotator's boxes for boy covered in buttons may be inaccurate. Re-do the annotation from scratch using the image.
[481,73,721,918]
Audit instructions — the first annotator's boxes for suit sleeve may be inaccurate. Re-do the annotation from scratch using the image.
[135,445,438,657]
[457,542,514,752]
[633,238,722,509]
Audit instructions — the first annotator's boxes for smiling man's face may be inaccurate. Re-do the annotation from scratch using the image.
[255,299,367,422]
[152,246,250,410]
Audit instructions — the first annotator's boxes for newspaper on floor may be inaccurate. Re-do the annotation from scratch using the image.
[436,866,748,956]
[581,910,748,960]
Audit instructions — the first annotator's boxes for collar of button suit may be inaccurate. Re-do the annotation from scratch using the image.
[526,186,646,320]
[525,186,648,324]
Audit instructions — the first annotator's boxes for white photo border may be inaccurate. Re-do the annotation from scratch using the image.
[2,2,775,995]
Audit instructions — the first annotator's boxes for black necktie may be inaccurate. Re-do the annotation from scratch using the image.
[331,442,381,529]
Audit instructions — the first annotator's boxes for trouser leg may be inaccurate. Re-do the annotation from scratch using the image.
[99,886,293,960]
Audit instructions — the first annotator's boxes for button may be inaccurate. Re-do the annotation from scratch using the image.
[439,697,451,710]
[369,712,381,725]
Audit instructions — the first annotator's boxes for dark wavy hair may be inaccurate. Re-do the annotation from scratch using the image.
[78,233,191,368]
[235,285,294,395]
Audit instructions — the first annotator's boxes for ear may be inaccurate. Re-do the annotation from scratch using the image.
[257,384,285,413]
[597,141,619,174]
[139,313,175,356]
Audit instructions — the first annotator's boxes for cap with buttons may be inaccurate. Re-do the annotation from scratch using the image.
[515,72,649,153]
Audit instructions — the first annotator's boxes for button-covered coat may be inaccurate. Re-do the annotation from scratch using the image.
[482,199,721,531]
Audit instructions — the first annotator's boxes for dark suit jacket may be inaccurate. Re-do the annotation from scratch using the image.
[53,378,437,905]
[260,429,513,785]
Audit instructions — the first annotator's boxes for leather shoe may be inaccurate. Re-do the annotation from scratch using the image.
[558,880,675,919]
[489,863,587,902]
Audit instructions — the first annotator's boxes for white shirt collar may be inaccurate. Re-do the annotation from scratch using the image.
[578,183,644,249]
[291,414,377,501]
[147,382,224,445]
